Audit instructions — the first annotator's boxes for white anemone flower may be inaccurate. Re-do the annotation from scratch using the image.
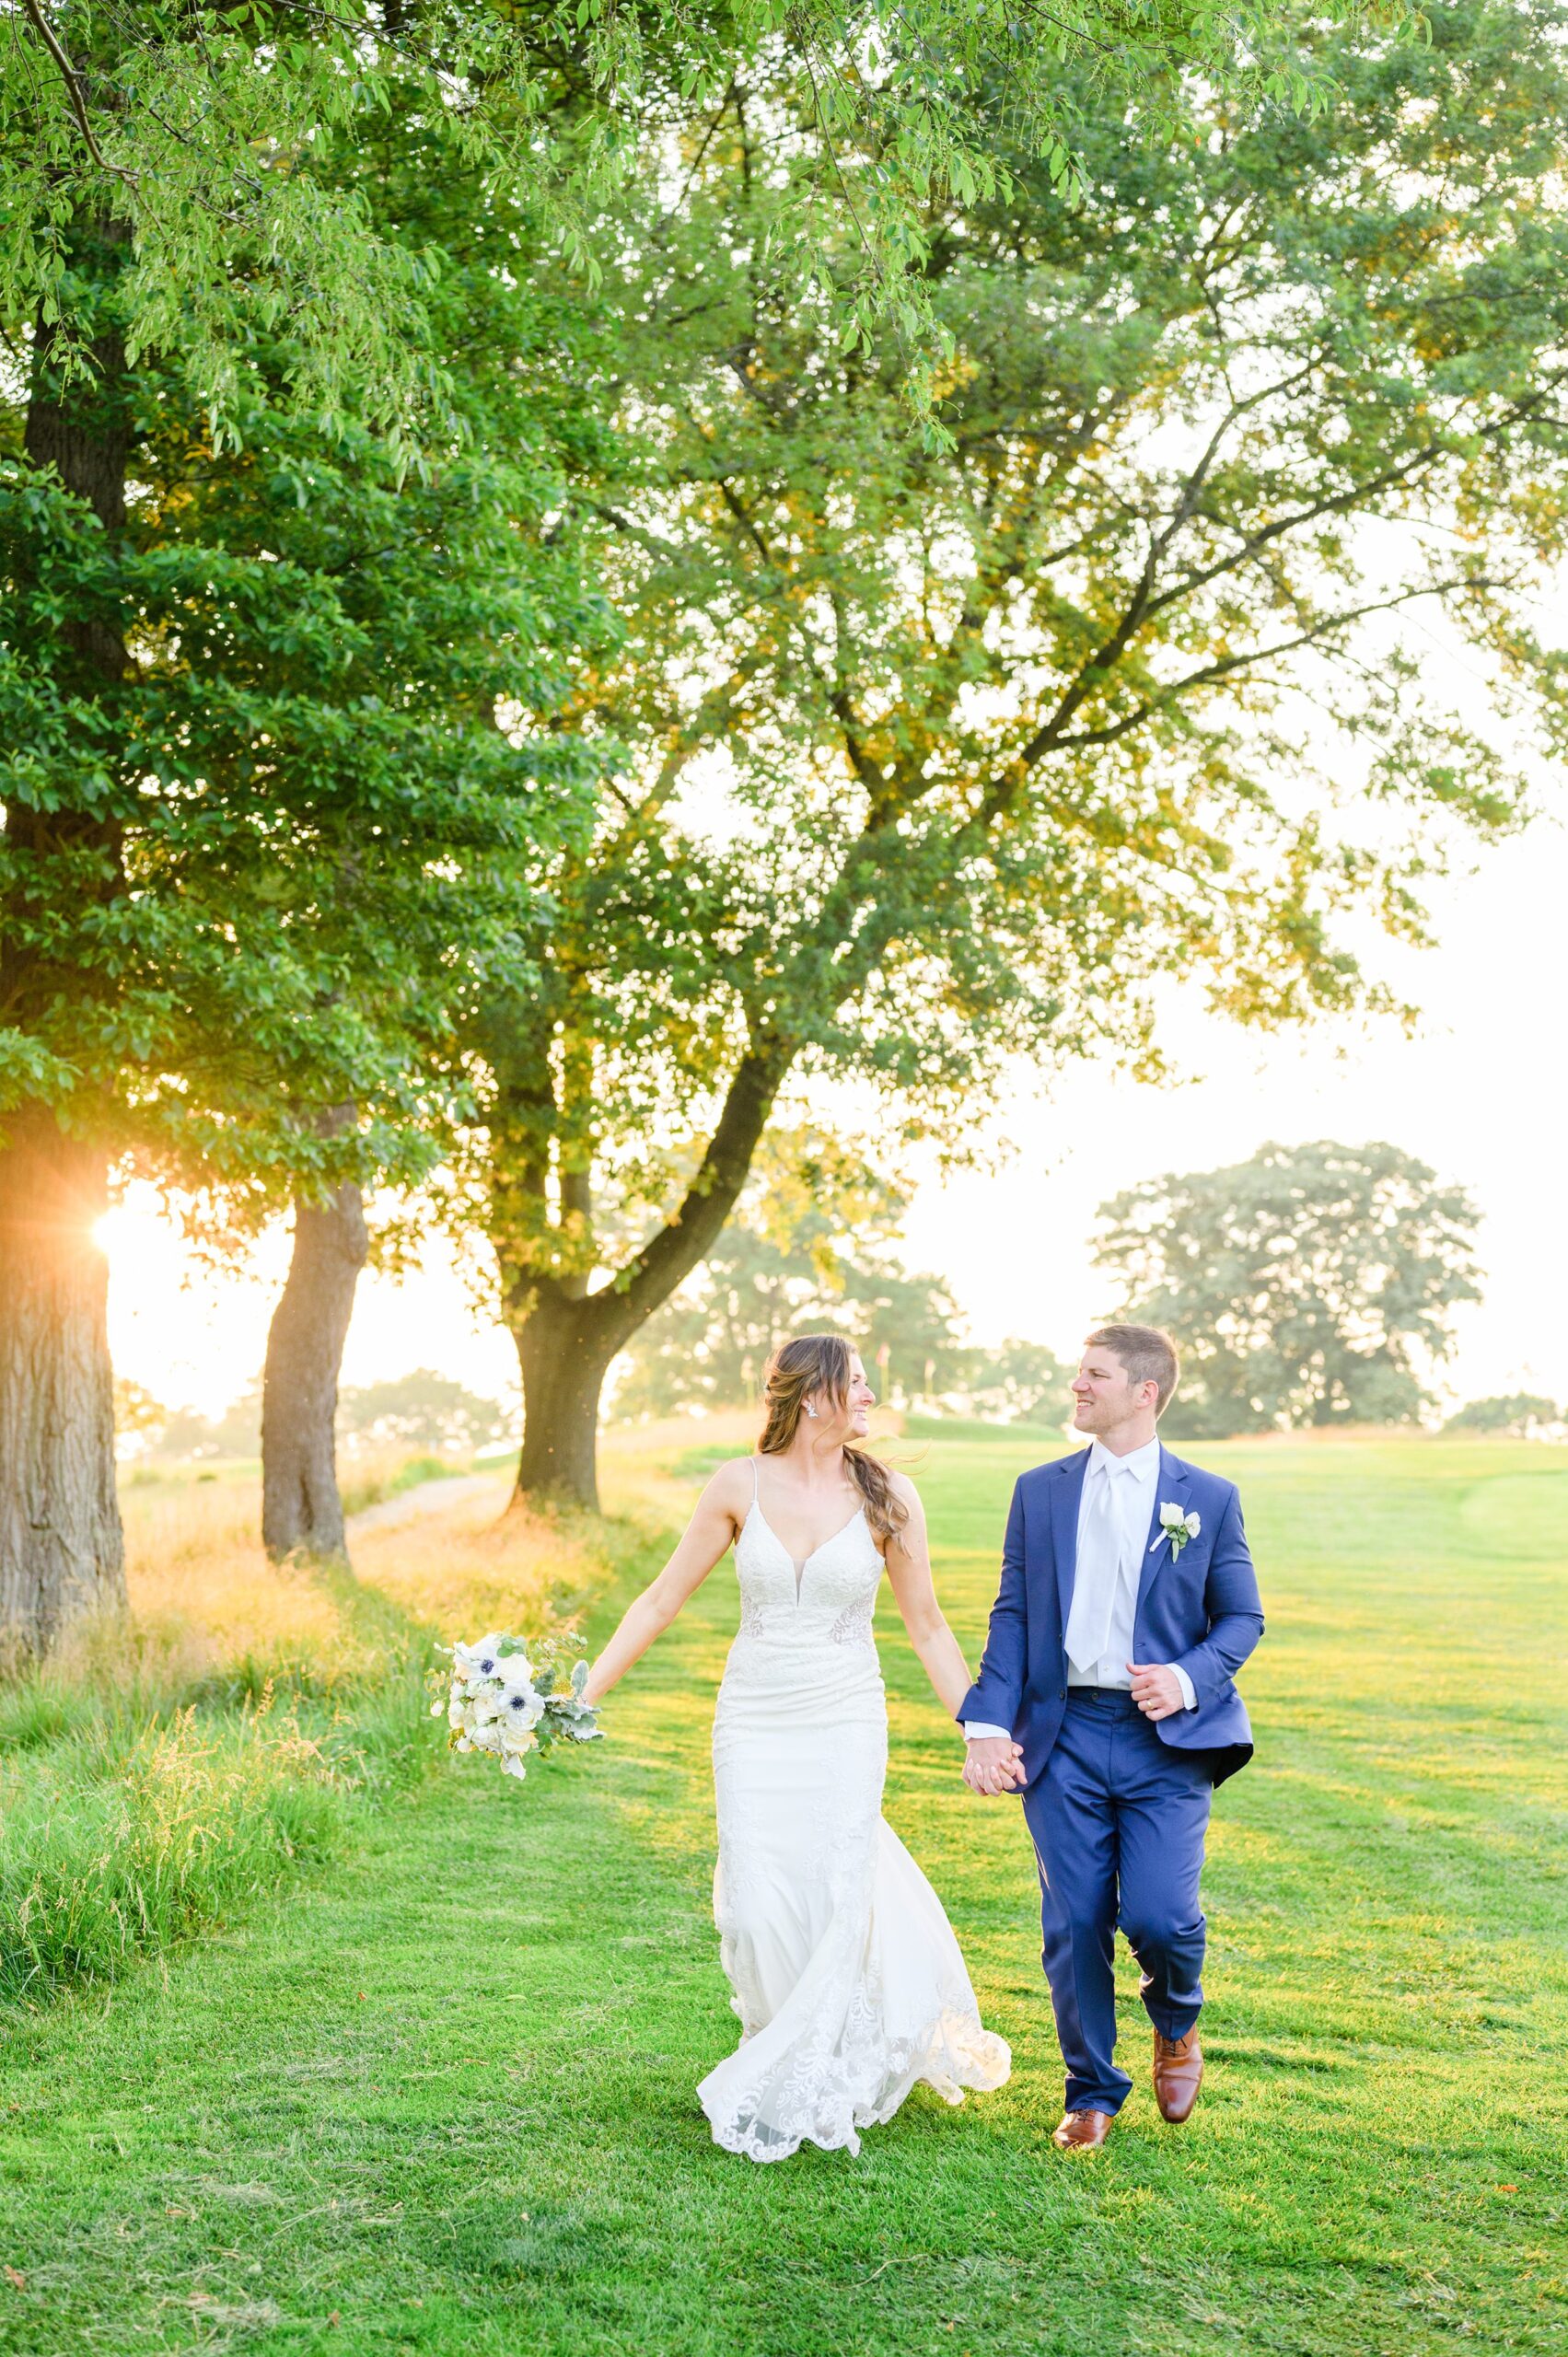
[452,1634,507,1685]
[498,1687,546,1738]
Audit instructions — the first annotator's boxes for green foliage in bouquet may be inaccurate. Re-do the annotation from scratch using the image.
[434,1631,602,1783]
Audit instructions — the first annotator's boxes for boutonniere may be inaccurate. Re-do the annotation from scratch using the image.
[1151,1502,1201,1557]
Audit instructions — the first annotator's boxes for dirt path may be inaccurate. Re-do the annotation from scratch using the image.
[348,1470,509,1536]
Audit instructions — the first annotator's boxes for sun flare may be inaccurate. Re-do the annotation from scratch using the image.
[92,1207,140,1260]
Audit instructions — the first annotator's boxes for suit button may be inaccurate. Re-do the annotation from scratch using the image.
[1056,1688,1066,1700]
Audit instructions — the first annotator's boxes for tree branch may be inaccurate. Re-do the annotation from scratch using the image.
[587,1041,793,1344]
[21,0,138,186]
[1007,573,1514,762]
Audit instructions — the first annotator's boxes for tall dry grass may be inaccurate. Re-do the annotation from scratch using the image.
[0,1455,611,2015]
[353,1481,597,1640]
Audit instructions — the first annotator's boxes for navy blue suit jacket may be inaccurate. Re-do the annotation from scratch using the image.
[958,1444,1264,1788]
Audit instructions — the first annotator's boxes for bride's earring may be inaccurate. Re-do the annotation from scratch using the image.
[804,1402,819,1419]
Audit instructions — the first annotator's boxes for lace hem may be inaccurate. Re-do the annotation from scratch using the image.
[701,2011,1012,2165]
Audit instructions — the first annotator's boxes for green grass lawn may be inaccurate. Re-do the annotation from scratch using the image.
[3,1433,1565,2355]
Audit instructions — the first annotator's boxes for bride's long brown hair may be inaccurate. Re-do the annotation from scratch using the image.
[757,1335,908,1542]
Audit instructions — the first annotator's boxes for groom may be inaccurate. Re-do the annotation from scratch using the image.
[958,1325,1263,2150]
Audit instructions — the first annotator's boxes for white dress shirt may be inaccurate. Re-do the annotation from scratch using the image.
[966,1435,1197,1742]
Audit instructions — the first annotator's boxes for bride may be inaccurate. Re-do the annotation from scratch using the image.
[583,1333,1010,2162]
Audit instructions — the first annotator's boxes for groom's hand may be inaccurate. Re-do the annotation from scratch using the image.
[963,1736,1027,1796]
[1128,1662,1185,1721]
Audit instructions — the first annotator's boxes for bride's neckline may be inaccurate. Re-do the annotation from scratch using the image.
[748,1463,866,1598]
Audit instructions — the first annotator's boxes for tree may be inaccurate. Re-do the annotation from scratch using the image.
[6,4,1394,439]
[1094,1141,1483,1435]
[1446,1394,1560,1436]
[611,1129,967,1416]
[469,2,1568,1505]
[180,117,609,1562]
[337,1370,509,1455]
[0,134,598,1632]
[964,1341,1074,1429]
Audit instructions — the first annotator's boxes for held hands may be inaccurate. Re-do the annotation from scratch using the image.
[962,1736,1027,1797]
[1128,1661,1184,1721]
[961,1664,1190,1793]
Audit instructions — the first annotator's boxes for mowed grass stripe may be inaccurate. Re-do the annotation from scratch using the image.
[0,1434,1563,2355]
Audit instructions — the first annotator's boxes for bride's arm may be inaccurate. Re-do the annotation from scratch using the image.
[581,1462,748,1706]
[882,1477,978,1720]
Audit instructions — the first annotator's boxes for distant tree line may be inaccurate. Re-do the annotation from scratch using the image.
[119,1132,1551,1457]
[1445,1395,1562,1437]
[610,1133,1071,1426]
[118,1370,512,1463]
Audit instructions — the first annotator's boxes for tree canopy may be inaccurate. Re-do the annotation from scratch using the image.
[2,165,598,1222]
[1095,1140,1483,1434]
[468,0,1568,1502]
[6,2,1396,442]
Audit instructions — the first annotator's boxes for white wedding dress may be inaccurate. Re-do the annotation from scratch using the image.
[697,1461,1011,2162]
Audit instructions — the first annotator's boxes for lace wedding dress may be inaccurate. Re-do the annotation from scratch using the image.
[698,1461,1011,2162]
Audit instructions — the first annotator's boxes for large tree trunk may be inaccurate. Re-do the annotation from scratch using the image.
[0,218,134,1656]
[500,1045,789,1511]
[261,1179,368,1560]
[0,1115,126,1657]
[509,1291,620,1513]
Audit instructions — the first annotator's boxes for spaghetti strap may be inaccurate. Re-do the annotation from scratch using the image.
[749,1456,761,1505]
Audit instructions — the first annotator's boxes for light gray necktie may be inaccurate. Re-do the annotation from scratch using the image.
[1064,1461,1124,1675]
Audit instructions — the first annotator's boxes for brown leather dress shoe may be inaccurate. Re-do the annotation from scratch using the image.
[1152,2027,1203,2122]
[1052,2108,1113,2150]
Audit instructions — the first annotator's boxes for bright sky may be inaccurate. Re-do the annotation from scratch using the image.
[103,801,1565,1422]
[900,814,1567,1411]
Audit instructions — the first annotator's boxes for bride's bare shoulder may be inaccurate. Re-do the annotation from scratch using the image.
[699,1455,759,1514]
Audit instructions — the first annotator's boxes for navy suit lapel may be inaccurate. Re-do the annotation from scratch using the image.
[1136,1446,1190,1611]
[1051,1448,1089,1631]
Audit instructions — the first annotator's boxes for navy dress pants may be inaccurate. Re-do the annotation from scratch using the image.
[1020,1688,1212,2117]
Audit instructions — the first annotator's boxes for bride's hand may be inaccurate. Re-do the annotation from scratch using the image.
[963,1736,1027,1796]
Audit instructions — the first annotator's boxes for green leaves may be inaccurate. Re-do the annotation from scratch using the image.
[3,3,1416,455]
[1095,1141,1484,1434]
[1,110,607,1213]
[466,3,1568,1387]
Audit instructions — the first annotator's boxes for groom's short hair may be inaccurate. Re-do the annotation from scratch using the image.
[1086,1324,1179,1415]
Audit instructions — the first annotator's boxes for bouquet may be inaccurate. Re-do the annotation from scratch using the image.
[433,1630,603,1782]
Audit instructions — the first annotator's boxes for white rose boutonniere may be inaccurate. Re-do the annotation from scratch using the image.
[1151,1502,1201,1558]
